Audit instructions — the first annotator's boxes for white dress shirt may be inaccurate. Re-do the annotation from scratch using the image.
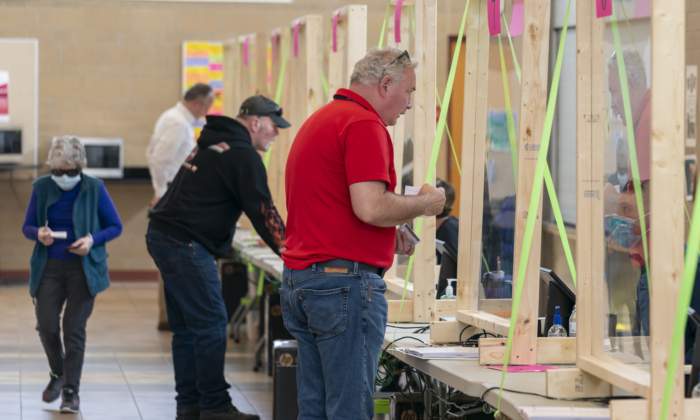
[146,102,197,198]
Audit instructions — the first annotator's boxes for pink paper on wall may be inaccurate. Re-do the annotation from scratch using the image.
[596,0,613,18]
[509,1,524,37]
[332,12,339,53]
[487,365,558,373]
[394,0,405,43]
[293,22,300,58]
[633,0,651,18]
[488,0,501,36]
[272,33,277,63]
[243,37,250,67]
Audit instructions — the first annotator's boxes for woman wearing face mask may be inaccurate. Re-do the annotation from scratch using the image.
[21,136,123,413]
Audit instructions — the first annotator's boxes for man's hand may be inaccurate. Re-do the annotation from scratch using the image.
[68,235,93,256]
[149,196,160,211]
[418,183,446,217]
[38,227,54,246]
[395,229,415,256]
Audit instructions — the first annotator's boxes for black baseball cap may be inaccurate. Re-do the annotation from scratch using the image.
[238,95,291,129]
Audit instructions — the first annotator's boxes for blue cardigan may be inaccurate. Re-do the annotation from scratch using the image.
[23,174,123,297]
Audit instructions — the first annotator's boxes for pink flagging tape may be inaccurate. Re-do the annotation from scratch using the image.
[394,0,405,43]
[332,12,339,53]
[293,22,300,57]
[272,32,278,63]
[597,0,612,18]
[488,0,501,36]
[243,37,250,67]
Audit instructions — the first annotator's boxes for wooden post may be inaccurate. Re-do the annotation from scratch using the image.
[508,0,552,365]
[236,33,269,100]
[223,39,241,118]
[270,27,292,221]
[649,0,686,418]
[327,5,367,95]
[411,0,437,322]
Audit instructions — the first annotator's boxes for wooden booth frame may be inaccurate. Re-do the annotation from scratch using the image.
[327,5,368,96]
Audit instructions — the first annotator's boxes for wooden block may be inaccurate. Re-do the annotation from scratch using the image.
[387,300,414,323]
[480,299,511,314]
[610,399,700,420]
[384,277,413,299]
[545,368,611,399]
[478,337,576,365]
[456,309,510,337]
[577,356,650,399]
[434,299,456,318]
[429,320,479,344]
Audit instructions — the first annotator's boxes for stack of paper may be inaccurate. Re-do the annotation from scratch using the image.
[396,346,479,359]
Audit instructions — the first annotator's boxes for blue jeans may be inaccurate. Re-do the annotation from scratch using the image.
[280,263,388,420]
[146,227,231,413]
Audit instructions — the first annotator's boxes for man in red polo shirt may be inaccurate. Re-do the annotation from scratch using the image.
[281,48,445,419]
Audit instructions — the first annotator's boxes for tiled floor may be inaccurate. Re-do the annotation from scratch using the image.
[0,282,273,420]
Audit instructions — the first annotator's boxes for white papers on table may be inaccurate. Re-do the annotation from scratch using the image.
[516,406,610,420]
[404,185,427,218]
[393,346,479,359]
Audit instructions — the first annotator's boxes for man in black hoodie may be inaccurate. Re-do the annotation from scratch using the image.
[146,96,290,420]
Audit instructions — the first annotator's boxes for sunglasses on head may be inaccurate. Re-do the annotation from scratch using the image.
[51,168,81,177]
[389,50,410,66]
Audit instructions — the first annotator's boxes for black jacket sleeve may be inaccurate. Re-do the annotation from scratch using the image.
[232,148,286,255]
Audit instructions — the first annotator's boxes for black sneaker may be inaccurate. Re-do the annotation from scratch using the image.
[59,387,80,413]
[177,405,200,420]
[199,406,259,420]
[42,373,65,403]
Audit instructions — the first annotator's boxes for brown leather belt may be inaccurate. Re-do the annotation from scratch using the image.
[313,259,386,279]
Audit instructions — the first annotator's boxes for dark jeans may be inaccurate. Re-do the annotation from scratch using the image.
[280,263,388,419]
[34,258,95,393]
[145,227,231,413]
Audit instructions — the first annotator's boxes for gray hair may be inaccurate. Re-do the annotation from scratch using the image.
[349,47,419,87]
[183,83,213,102]
[607,50,647,86]
[48,136,87,169]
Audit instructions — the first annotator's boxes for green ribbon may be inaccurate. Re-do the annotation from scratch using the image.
[263,30,291,169]
[378,2,391,48]
[435,89,461,176]
[497,33,519,188]
[495,0,572,414]
[257,269,265,297]
[501,11,522,84]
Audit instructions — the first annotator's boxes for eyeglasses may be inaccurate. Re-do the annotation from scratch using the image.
[51,168,81,177]
[381,50,411,81]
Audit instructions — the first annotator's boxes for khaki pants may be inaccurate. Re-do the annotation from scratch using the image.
[158,274,169,326]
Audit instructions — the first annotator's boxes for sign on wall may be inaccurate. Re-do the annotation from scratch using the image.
[0,71,8,124]
[182,42,224,140]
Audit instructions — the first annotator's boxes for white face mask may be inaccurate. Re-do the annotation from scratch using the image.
[617,171,629,186]
[51,174,81,191]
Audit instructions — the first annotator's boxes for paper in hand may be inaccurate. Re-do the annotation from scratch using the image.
[398,223,421,245]
[50,231,67,239]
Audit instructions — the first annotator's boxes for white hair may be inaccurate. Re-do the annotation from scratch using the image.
[47,136,87,169]
[349,47,419,87]
[608,50,647,86]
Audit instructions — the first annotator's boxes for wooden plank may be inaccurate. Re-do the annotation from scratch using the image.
[545,368,612,399]
[610,399,700,420]
[650,0,686,418]
[456,0,489,312]
[223,39,241,118]
[456,310,510,337]
[385,277,413,299]
[345,5,367,86]
[480,299,511,314]
[435,299,456,318]
[479,337,576,365]
[577,356,650,399]
[270,27,292,221]
[509,0,552,366]
[411,0,437,322]
[387,300,414,323]
[384,1,411,282]
[236,33,268,98]
[303,16,324,115]
[429,320,480,344]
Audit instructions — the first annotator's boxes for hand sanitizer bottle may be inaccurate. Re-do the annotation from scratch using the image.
[548,306,568,338]
[569,305,577,338]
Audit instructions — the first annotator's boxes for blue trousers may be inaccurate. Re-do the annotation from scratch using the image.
[280,263,388,420]
[146,227,231,413]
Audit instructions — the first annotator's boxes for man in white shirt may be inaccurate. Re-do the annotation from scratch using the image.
[147,83,214,331]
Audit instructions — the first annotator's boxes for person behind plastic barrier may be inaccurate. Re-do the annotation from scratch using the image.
[281,47,446,420]
[610,181,700,363]
[147,83,214,332]
[21,136,123,413]
[435,178,458,265]
[146,95,289,420]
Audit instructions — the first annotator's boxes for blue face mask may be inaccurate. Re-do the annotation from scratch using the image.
[51,174,81,191]
[609,214,648,249]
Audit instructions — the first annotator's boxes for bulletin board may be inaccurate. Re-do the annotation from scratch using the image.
[182,41,224,139]
[0,39,38,171]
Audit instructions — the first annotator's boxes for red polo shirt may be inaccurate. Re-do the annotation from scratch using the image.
[282,88,397,270]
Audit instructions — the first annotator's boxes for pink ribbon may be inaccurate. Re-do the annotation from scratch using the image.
[272,32,278,63]
[293,22,300,58]
[332,12,339,53]
[394,0,405,43]
[488,0,501,36]
[243,37,250,67]
[596,0,612,18]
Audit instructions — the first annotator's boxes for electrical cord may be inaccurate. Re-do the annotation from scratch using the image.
[479,386,642,405]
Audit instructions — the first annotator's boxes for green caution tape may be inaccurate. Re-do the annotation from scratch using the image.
[495,0,572,414]
[501,12,522,84]
[435,89,461,176]
[257,269,265,297]
[378,2,391,48]
[263,29,291,170]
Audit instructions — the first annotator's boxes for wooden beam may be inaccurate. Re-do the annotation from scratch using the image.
[388,300,415,323]
[456,310,510,337]
[269,27,292,221]
[610,399,700,420]
[650,0,686,418]
[509,0,552,366]
[411,0,437,322]
[480,298,511,315]
[429,320,480,344]
[222,39,241,118]
[388,299,456,324]
[456,0,490,312]
[478,337,576,365]
[385,277,413,299]
[578,356,650,399]
[545,368,612,399]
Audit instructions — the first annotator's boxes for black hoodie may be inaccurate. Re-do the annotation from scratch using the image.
[149,115,285,257]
